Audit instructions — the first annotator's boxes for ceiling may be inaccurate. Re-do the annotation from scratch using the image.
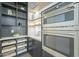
[28,2,52,13]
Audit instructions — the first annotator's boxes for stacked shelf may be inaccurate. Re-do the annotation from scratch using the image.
[2,40,16,46]
[17,42,27,49]
[2,44,16,57]
[2,45,16,53]
[0,2,27,37]
[17,47,27,55]
[2,50,16,57]
[17,38,27,55]
[17,38,27,43]
[0,36,28,57]
[0,2,28,57]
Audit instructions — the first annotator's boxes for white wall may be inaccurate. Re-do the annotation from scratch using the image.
[28,12,41,39]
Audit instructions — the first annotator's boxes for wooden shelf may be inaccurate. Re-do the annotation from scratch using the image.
[0,2,28,57]
[0,35,27,41]
[18,8,27,13]
[17,39,27,43]
[1,36,28,57]
[3,52,16,57]
[2,46,16,53]
[2,13,27,20]
[2,3,27,13]
[2,50,16,57]
[17,49,27,55]
[18,2,27,6]
[17,16,26,20]
[2,41,16,47]
[2,3,17,9]
[17,44,27,49]
[29,23,41,27]
[2,13,16,18]
[29,17,41,21]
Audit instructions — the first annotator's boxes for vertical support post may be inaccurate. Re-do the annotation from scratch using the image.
[27,37,29,52]
[74,3,79,57]
[0,41,2,57]
[25,37,28,51]
[15,39,18,57]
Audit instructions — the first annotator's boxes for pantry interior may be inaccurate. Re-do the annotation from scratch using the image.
[0,2,79,57]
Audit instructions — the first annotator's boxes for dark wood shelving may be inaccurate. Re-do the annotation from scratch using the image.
[1,25,16,27]
[2,44,16,48]
[2,3,27,13]
[2,13,16,18]
[17,16,26,20]
[0,2,28,57]
[2,13,27,20]
[2,3,17,9]
[18,2,27,6]
[18,8,27,13]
